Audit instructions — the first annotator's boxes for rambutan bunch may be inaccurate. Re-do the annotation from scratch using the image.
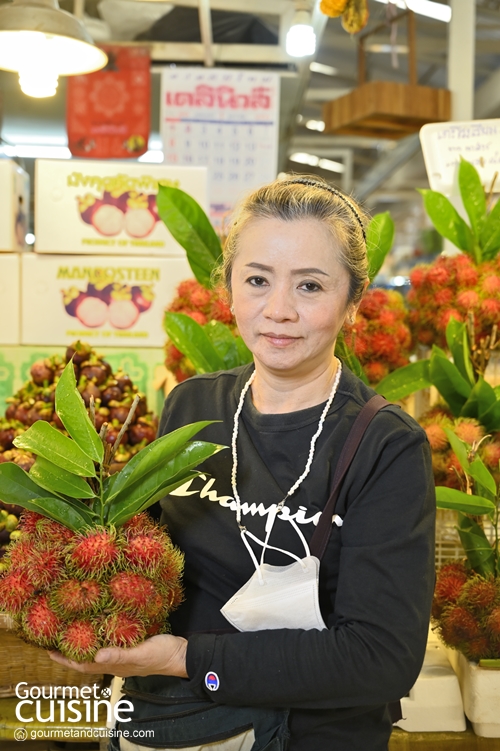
[432,565,500,660]
[165,279,236,382]
[408,254,500,349]
[344,288,412,384]
[0,360,225,661]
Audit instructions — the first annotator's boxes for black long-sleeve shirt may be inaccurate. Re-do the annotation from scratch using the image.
[127,363,436,750]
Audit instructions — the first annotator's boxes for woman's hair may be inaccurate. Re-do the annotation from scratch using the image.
[219,175,370,306]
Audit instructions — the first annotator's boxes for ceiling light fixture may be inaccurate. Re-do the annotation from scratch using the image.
[286,2,316,58]
[305,120,325,131]
[0,0,108,98]
[309,62,338,76]
[289,152,345,173]
[372,0,451,23]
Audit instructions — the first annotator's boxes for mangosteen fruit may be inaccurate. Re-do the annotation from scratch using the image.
[75,296,108,328]
[114,372,133,391]
[7,449,35,472]
[14,405,31,425]
[129,422,157,445]
[109,299,140,330]
[27,405,52,425]
[131,285,154,313]
[109,405,133,424]
[0,426,17,450]
[124,207,156,238]
[80,362,109,386]
[92,203,124,237]
[30,359,55,386]
[66,341,92,365]
[79,381,102,407]
[104,427,128,445]
[5,404,17,420]
[101,385,123,406]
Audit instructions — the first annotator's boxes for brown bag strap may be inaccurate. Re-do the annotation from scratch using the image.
[309,394,389,561]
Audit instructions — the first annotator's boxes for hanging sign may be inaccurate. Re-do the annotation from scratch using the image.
[160,68,280,225]
[67,46,151,159]
[420,119,500,195]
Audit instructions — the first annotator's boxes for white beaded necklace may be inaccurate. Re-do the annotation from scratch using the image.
[230,358,343,530]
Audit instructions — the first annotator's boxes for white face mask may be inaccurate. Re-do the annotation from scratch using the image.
[221,510,327,632]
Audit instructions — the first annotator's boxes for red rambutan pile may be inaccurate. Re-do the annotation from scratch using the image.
[165,279,236,382]
[0,510,184,661]
[408,254,500,349]
[344,288,412,384]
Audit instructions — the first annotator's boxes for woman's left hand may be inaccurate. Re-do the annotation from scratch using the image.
[49,634,188,678]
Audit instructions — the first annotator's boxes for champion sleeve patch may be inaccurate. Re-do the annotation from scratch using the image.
[205,671,220,691]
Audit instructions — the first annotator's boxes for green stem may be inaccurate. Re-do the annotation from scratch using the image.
[99,463,104,526]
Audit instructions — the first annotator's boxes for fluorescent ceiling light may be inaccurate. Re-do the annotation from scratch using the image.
[286,10,316,57]
[0,143,72,159]
[372,0,451,23]
[366,44,409,54]
[289,152,345,173]
[305,120,325,132]
[309,62,338,76]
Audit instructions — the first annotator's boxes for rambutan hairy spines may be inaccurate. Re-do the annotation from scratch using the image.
[122,513,156,537]
[17,511,44,537]
[34,517,76,546]
[458,576,499,614]
[109,572,158,613]
[0,570,37,614]
[485,607,500,641]
[22,596,61,647]
[67,528,121,579]
[59,620,100,662]
[440,606,481,646]
[100,612,146,648]
[27,546,65,589]
[51,578,105,616]
[122,534,167,573]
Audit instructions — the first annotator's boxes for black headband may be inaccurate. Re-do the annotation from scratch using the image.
[283,177,366,242]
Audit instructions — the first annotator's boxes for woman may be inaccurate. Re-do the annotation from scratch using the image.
[51,177,436,751]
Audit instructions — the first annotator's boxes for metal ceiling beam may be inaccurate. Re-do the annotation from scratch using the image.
[131,0,289,13]
[149,41,297,64]
[354,134,421,203]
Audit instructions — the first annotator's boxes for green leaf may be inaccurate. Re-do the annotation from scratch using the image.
[156,185,222,288]
[419,189,476,258]
[429,348,472,415]
[457,514,496,576]
[29,456,96,500]
[477,392,500,433]
[27,497,91,532]
[0,462,62,509]
[0,463,90,532]
[13,421,96,477]
[366,212,395,281]
[460,376,497,424]
[165,312,224,374]
[375,360,431,401]
[204,320,240,369]
[106,421,219,503]
[107,470,198,527]
[234,336,253,365]
[335,335,369,384]
[458,157,487,238]
[467,456,497,500]
[435,486,495,514]
[480,197,500,259]
[107,440,225,525]
[55,361,104,464]
[445,318,475,387]
[443,428,469,472]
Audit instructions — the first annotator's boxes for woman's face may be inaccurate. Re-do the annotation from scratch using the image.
[231,217,357,378]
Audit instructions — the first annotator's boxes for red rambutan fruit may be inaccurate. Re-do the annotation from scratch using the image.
[424,423,449,452]
[51,579,104,616]
[463,636,493,661]
[109,572,157,612]
[485,607,500,641]
[409,266,427,289]
[454,419,484,446]
[122,513,156,537]
[427,263,451,287]
[185,311,208,326]
[0,570,36,613]
[34,518,75,546]
[17,511,44,537]
[100,612,146,648]
[22,596,61,646]
[145,619,167,637]
[481,441,500,470]
[458,576,499,614]
[363,361,389,384]
[190,287,213,308]
[377,309,398,328]
[165,343,184,367]
[210,299,234,325]
[67,529,120,578]
[6,537,39,572]
[59,620,100,662]
[456,289,480,310]
[434,288,455,307]
[480,298,500,320]
[175,279,200,300]
[435,573,467,606]
[122,534,166,572]
[455,261,479,288]
[482,274,500,295]
[439,308,462,330]
[440,606,480,645]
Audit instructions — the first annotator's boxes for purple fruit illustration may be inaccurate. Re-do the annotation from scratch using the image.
[131,285,154,313]
[91,203,124,236]
[63,287,87,317]
[78,194,102,225]
[75,296,108,328]
[87,282,113,305]
[148,194,160,222]
[124,191,156,238]
[109,299,140,329]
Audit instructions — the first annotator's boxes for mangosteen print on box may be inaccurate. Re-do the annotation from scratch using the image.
[34,160,207,256]
[21,254,192,348]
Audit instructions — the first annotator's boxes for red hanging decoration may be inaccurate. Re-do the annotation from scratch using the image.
[66,46,150,159]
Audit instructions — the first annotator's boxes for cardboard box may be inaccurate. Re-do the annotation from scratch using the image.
[0,160,30,252]
[35,160,208,256]
[21,253,192,348]
[0,254,21,344]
